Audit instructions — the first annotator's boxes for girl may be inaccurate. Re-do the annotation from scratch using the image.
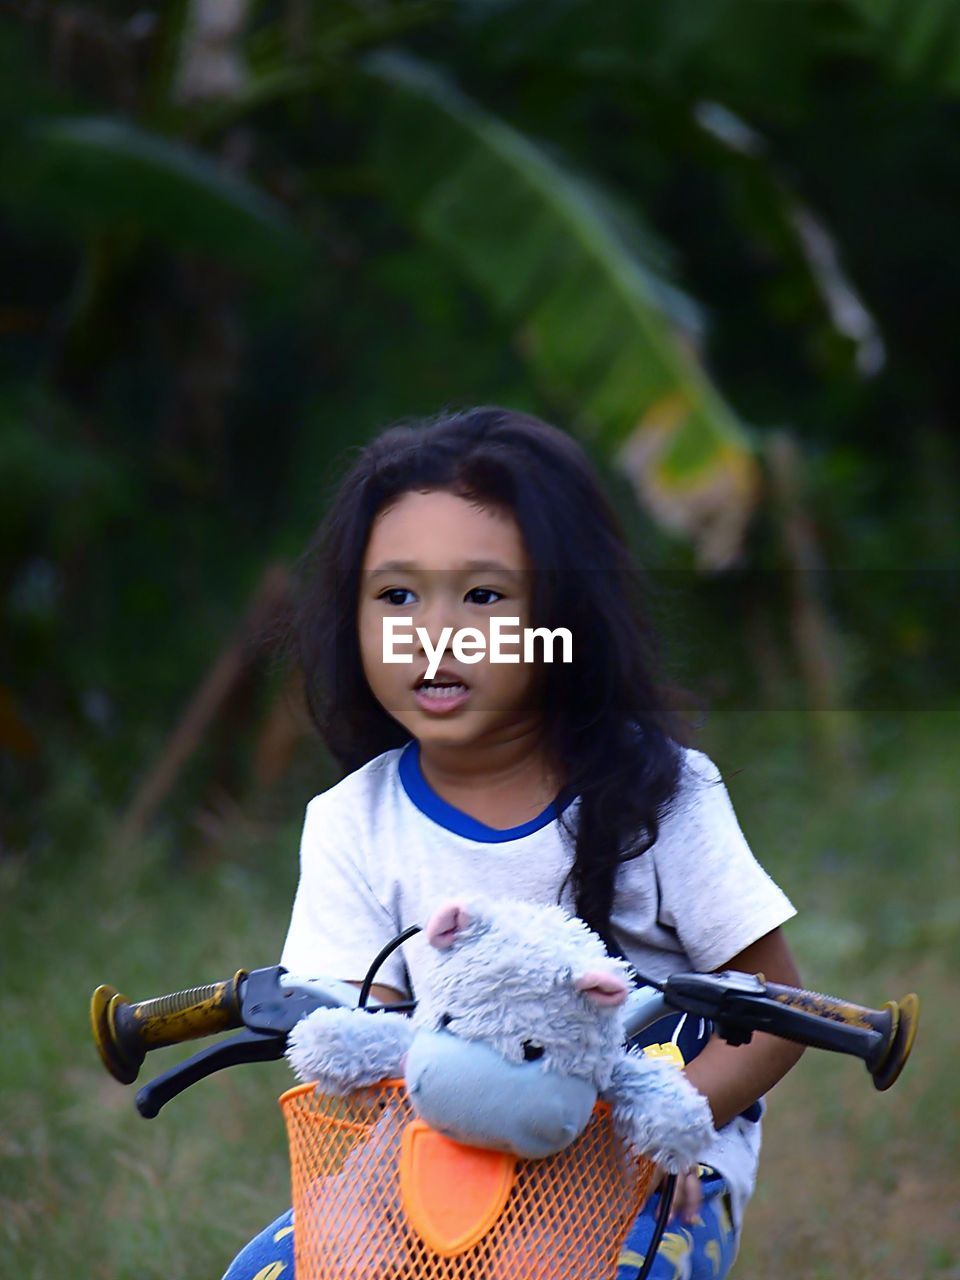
[223,406,803,1280]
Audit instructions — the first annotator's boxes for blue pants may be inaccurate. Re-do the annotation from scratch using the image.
[616,1170,739,1280]
[221,1171,738,1280]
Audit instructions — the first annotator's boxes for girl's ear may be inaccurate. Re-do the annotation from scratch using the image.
[425,902,472,950]
[574,970,629,1008]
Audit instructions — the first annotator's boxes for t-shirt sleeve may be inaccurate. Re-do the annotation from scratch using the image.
[654,750,796,972]
[279,794,409,994]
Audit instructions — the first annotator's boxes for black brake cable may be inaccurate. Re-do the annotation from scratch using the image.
[357,925,422,1010]
[601,932,676,1278]
[636,1173,678,1280]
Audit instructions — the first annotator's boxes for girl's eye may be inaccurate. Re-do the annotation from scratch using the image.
[521,1042,545,1062]
[379,587,416,607]
[465,587,503,605]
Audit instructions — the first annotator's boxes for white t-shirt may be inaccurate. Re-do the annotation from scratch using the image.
[280,742,796,1227]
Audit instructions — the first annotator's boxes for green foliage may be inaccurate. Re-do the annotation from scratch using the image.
[1,9,956,1268]
[0,115,309,280]
[366,50,759,568]
[842,0,960,92]
[0,0,957,843]
[0,391,129,553]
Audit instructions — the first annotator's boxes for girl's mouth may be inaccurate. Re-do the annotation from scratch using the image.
[413,677,471,715]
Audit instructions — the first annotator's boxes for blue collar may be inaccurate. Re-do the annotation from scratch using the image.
[398,741,576,843]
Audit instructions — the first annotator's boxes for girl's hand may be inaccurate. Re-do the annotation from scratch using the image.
[670,1167,706,1223]
[649,1166,704,1226]
[683,927,805,1131]
[667,1168,704,1225]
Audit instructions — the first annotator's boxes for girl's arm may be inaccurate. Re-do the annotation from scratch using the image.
[344,981,407,1006]
[683,925,805,1129]
[665,925,803,1224]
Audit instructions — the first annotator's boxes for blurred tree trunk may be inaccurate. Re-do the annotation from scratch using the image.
[174,0,251,104]
[765,431,860,780]
[119,563,291,843]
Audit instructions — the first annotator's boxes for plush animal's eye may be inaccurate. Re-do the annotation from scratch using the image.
[439,1013,454,1029]
[522,1041,545,1062]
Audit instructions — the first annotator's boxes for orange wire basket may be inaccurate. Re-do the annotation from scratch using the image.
[280,1080,657,1280]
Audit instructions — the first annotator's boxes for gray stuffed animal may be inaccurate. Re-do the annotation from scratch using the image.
[286,896,715,1174]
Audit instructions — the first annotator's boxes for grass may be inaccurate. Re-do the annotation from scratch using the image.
[699,710,960,1279]
[0,801,301,1278]
[1,710,958,1278]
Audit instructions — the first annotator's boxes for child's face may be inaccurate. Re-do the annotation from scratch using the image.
[358,490,544,754]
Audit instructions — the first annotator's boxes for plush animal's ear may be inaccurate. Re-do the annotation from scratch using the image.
[574,970,629,1007]
[425,901,472,949]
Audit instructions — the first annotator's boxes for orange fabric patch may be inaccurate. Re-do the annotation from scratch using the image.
[399,1120,517,1256]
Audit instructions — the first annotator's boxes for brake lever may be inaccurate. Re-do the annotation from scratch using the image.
[241,965,337,1035]
[122,965,413,1118]
[131,967,346,1118]
[662,970,918,1090]
[135,1029,286,1118]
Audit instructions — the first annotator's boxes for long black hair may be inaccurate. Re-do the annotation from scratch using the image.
[295,406,687,944]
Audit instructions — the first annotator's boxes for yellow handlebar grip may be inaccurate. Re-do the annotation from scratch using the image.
[91,972,246,1084]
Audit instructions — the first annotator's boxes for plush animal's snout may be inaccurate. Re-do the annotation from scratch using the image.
[404,1031,597,1159]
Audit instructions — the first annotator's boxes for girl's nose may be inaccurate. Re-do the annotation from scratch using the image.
[414,590,463,651]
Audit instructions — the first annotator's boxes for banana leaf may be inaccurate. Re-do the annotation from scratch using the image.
[0,116,308,280]
[364,51,760,567]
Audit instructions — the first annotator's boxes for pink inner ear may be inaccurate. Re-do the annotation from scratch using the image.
[425,902,471,949]
[574,970,629,1007]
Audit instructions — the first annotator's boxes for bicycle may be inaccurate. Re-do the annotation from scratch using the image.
[90,955,918,1280]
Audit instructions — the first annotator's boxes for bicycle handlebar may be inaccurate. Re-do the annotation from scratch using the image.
[90,965,364,1101]
[90,965,919,1113]
[763,980,918,1089]
[660,971,919,1091]
[91,973,246,1084]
